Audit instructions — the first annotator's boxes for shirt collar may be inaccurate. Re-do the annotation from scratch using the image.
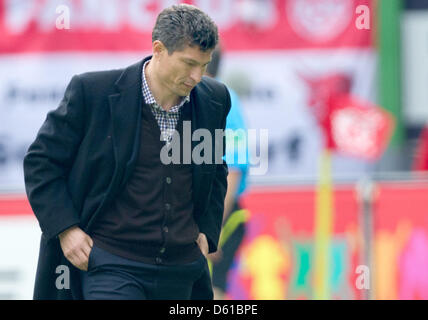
[142,60,190,112]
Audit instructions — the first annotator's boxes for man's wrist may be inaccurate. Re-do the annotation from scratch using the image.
[58,225,79,239]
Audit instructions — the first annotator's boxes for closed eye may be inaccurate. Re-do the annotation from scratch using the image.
[185,60,197,67]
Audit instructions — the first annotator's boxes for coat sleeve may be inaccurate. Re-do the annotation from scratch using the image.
[23,75,86,242]
[197,85,232,253]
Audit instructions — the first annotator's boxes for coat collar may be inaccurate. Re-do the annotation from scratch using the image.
[113,57,148,93]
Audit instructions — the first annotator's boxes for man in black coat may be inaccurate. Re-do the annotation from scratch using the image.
[23,4,230,300]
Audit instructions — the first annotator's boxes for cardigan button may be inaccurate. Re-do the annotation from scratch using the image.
[166,177,172,184]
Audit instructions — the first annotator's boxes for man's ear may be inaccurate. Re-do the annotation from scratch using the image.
[152,40,166,58]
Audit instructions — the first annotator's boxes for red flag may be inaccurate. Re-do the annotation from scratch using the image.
[302,73,395,160]
[328,94,395,160]
[301,73,352,149]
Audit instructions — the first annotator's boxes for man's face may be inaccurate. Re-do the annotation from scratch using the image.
[156,43,213,97]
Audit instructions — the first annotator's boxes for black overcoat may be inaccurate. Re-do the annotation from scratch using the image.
[23,56,231,299]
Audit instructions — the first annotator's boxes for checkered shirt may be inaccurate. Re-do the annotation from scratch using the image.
[142,60,190,143]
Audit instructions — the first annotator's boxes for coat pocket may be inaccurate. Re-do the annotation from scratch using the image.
[87,245,97,272]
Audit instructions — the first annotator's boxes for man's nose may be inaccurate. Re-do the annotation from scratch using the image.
[190,67,203,84]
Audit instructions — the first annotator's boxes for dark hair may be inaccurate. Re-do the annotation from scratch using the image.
[152,4,219,54]
[206,45,222,78]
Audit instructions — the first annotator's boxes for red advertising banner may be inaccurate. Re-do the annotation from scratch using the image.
[0,0,374,53]
[2,181,428,299]
[0,194,32,216]
[373,183,428,300]
[230,186,363,300]
[224,183,428,300]
[0,0,377,185]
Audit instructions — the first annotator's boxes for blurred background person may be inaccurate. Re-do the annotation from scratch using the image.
[205,46,250,300]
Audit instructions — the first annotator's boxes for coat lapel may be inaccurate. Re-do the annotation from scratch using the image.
[191,80,223,209]
[108,59,146,189]
[84,59,146,234]
[191,78,223,160]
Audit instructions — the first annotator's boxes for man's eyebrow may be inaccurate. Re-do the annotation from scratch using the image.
[183,58,211,65]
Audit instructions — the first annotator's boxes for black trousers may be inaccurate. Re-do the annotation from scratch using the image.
[80,244,213,300]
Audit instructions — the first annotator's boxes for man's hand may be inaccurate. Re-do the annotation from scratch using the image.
[196,233,209,258]
[58,226,93,271]
[208,249,223,263]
